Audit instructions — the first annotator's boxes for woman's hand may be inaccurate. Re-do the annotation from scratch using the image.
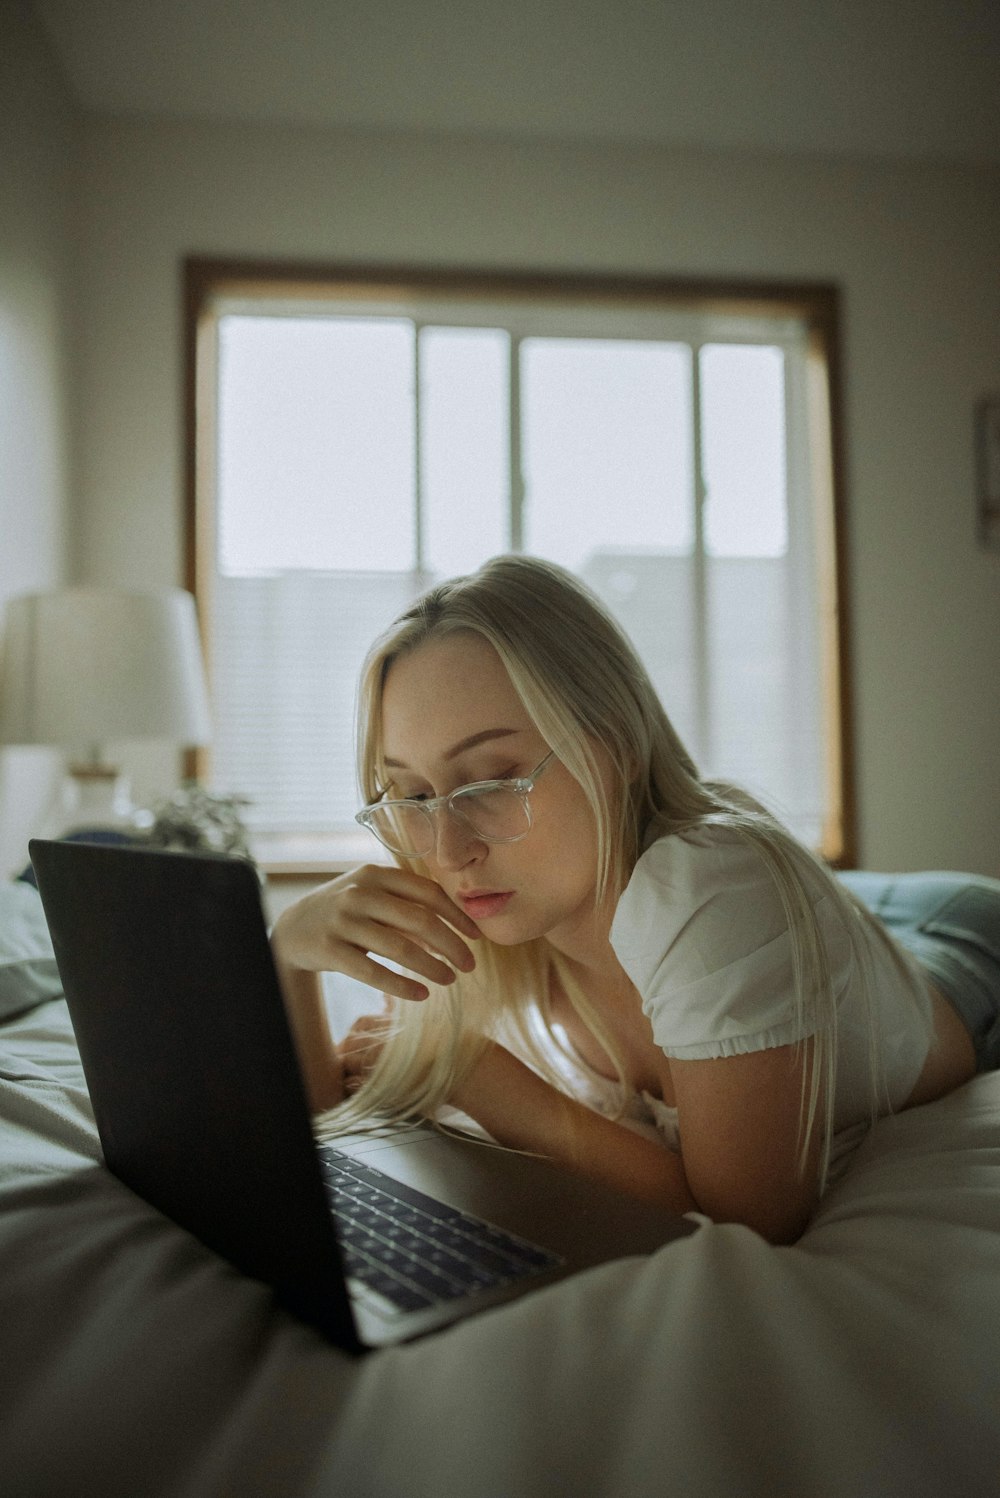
[339,1009,392,1093]
[271,864,478,1115]
[271,862,481,1002]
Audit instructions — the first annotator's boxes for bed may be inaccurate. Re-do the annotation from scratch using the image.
[2,875,999,1498]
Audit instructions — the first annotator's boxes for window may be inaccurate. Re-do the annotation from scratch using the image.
[185,263,852,870]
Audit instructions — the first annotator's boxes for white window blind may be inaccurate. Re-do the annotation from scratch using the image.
[200,288,838,857]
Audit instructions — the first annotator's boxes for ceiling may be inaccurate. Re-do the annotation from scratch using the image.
[31,0,1000,164]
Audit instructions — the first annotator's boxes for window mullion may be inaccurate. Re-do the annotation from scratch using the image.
[783,344,826,843]
[509,333,524,551]
[413,322,424,575]
[690,344,711,769]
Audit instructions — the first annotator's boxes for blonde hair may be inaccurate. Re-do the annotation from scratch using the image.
[320,554,886,1188]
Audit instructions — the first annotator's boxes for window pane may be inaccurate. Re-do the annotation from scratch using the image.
[705,554,821,842]
[700,344,787,558]
[582,551,701,758]
[521,339,694,568]
[213,572,415,830]
[419,327,509,576]
[520,339,700,754]
[699,345,820,842]
[217,315,415,574]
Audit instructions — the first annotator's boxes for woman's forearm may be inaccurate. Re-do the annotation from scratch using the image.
[449,1042,699,1215]
[272,948,345,1113]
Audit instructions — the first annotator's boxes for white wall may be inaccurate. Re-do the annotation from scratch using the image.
[0,0,76,876]
[70,118,1000,875]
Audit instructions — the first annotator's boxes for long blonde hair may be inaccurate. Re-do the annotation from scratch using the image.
[320,554,885,1186]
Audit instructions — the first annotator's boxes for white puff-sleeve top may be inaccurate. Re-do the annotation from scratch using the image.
[608,826,934,1137]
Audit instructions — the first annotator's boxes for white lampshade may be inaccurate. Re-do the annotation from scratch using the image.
[0,587,212,752]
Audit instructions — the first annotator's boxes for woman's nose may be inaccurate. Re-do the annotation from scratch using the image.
[430,804,483,868]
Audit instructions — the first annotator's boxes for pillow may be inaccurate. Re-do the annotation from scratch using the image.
[0,880,64,1020]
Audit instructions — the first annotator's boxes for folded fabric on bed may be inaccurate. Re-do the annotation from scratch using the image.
[0,881,64,1020]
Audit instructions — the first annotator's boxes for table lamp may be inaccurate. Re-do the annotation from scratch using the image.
[0,586,212,836]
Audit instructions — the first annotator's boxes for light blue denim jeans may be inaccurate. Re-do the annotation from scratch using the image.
[837,870,1000,1073]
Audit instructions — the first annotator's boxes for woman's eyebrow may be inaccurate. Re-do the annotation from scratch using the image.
[383,727,522,771]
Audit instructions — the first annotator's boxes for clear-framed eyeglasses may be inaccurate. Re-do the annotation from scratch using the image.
[355,749,557,859]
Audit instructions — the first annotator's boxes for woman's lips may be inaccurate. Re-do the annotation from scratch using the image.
[458,890,514,920]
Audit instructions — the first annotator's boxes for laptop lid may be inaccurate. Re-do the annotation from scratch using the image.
[30,838,695,1349]
[29,838,361,1351]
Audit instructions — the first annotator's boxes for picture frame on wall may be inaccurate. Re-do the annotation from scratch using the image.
[975,396,1000,551]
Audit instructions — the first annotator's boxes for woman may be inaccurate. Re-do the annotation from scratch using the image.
[272,555,997,1243]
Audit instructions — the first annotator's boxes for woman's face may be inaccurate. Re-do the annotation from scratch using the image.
[379,632,612,951]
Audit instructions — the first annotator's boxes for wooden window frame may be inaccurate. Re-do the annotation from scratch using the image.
[182,257,856,876]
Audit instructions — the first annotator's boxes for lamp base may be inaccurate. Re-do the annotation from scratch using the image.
[39,764,148,841]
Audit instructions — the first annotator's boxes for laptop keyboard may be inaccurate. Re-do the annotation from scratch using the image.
[319,1147,562,1316]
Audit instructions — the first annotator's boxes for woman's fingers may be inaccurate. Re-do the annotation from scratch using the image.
[346,892,475,970]
[334,945,440,1003]
[330,885,476,990]
[340,1012,391,1089]
[271,863,481,1002]
[365,865,481,947]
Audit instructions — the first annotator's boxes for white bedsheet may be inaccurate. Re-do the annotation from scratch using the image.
[2,998,999,1498]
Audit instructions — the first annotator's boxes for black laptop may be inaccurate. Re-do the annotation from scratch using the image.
[29,838,694,1352]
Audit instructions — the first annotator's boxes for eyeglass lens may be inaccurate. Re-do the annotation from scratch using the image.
[369,783,530,855]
